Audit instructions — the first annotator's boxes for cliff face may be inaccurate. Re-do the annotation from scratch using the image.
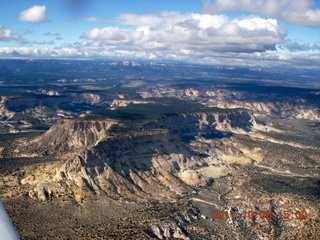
[144,87,320,121]
[61,131,193,201]
[32,119,117,151]
[110,99,151,108]
[206,99,320,120]
[71,93,103,105]
[12,110,271,202]
[296,108,320,120]
[145,111,257,140]
[31,110,259,155]
[22,130,210,202]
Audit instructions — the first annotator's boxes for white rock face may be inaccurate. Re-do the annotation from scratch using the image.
[46,90,60,96]
[56,131,197,201]
[18,130,206,202]
[110,99,151,108]
[144,111,261,137]
[179,170,207,186]
[71,93,102,105]
[4,106,287,204]
[147,223,190,240]
[296,108,320,120]
[141,87,320,121]
[185,88,200,97]
[14,110,270,202]
[32,119,117,151]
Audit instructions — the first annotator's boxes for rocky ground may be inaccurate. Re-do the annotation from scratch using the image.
[0,77,319,239]
[1,108,319,239]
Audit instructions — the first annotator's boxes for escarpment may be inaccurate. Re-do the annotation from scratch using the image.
[144,110,259,140]
[32,119,117,152]
[22,130,210,202]
[30,110,261,155]
[12,109,273,202]
[205,97,320,120]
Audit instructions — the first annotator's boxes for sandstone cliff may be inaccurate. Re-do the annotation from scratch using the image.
[110,99,151,108]
[31,119,117,151]
[144,111,261,140]
[22,130,211,202]
[13,109,273,202]
[142,87,320,121]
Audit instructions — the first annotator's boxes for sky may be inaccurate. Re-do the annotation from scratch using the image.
[0,0,319,68]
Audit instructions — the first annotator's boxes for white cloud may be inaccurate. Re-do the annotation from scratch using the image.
[0,26,13,40]
[0,25,20,41]
[82,13,286,53]
[18,5,48,23]
[2,9,318,69]
[279,40,320,52]
[203,0,320,27]
[1,45,319,69]
[0,47,82,58]
[84,27,127,42]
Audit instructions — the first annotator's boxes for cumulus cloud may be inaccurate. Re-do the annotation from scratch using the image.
[0,26,14,41]
[0,47,83,58]
[0,25,21,41]
[2,9,318,69]
[1,45,319,69]
[18,5,48,23]
[203,0,320,27]
[279,40,320,52]
[82,12,286,53]
[83,27,127,42]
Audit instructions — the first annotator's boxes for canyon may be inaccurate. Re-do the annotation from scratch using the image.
[0,60,319,239]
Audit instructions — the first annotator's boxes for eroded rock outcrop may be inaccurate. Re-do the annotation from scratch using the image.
[110,99,151,108]
[50,130,209,202]
[143,87,320,121]
[18,130,213,202]
[296,108,320,120]
[16,110,268,202]
[31,119,117,151]
[71,93,102,105]
[145,111,260,140]
[145,207,200,240]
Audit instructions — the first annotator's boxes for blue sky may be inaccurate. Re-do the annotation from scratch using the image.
[0,0,319,68]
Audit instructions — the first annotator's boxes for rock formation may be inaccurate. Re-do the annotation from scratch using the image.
[15,109,270,203]
[31,119,117,151]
